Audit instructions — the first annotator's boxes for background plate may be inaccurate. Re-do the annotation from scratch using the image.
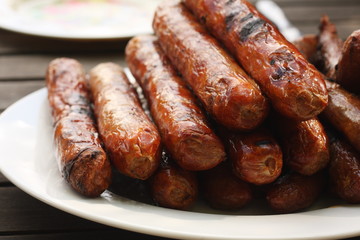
[0,0,163,39]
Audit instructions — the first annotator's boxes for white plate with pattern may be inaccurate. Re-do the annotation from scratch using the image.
[0,0,162,39]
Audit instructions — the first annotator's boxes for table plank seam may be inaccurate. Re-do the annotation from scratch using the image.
[0,78,43,82]
[0,228,114,237]
[0,49,122,57]
[0,183,14,188]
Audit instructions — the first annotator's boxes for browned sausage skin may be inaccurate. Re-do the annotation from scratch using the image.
[292,34,321,68]
[183,0,328,120]
[329,138,360,203]
[336,30,360,94]
[153,0,269,131]
[292,35,319,65]
[89,63,161,180]
[46,58,111,197]
[126,35,226,171]
[318,15,343,80]
[223,128,283,185]
[292,34,360,152]
[272,116,330,176]
[266,172,326,213]
[322,80,360,152]
[149,152,198,210]
[200,163,252,210]
[317,16,360,94]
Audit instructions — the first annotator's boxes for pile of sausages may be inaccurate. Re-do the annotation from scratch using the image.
[46,0,360,214]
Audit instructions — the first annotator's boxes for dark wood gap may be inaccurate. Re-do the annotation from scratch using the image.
[0,54,126,81]
[0,49,123,57]
[0,183,14,188]
[0,229,166,240]
[0,81,45,110]
[0,228,109,236]
[0,78,43,82]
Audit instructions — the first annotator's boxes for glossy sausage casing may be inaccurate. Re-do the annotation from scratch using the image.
[272,116,330,175]
[149,152,198,210]
[292,34,321,68]
[153,0,269,131]
[329,139,360,203]
[318,16,343,80]
[293,35,360,152]
[200,163,252,210]
[89,63,161,180]
[316,16,360,94]
[224,128,283,185]
[183,0,328,120]
[336,29,360,94]
[126,35,225,171]
[322,80,360,152]
[266,172,325,213]
[46,58,111,197]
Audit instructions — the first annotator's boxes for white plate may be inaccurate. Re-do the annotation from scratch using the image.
[1,88,360,240]
[0,0,163,39]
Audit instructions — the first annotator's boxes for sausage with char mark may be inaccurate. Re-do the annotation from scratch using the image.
[183,0,328,120]
[153,0,269,131]
[46,58,111,197]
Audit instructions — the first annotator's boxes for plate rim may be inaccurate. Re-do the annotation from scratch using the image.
[1,88,360,240]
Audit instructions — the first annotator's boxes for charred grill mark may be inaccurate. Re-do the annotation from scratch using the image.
[67,93,89,106]
[271,67,287,81]
[239,19,266,42]
[225,0,236,5]
[226,9,253,32]
[77,94,89,104]
[255,140,272,146]
[72,106,93,118]
[269,47,297,81]
[63,148,101,181]
[200,16,207,24]
[240,13,253,23]
[225,11,239,31]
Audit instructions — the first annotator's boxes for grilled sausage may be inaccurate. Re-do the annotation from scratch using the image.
[292,35,319,65]
[149,152,198,210]
[315,17,360,94]
[291,35,360,152]
[89,63,161,180]
[336,29,360,94]
[292,34,321,68]
[266,172,325,213]
[318,15,343,80]
[223,128,283,185]
[272,116,330,175]
[183,0,328,120]
[153,0,269,131]
[329,138,360,203]
[322,80,360,152]
[125,35,226,171]
[46,58,111,197]
[200,163,252,210]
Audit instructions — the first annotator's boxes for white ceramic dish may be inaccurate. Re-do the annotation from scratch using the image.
[0,88,360,239]
[0,0,162,39]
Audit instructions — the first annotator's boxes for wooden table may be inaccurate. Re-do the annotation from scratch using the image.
[0,0,359,239]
